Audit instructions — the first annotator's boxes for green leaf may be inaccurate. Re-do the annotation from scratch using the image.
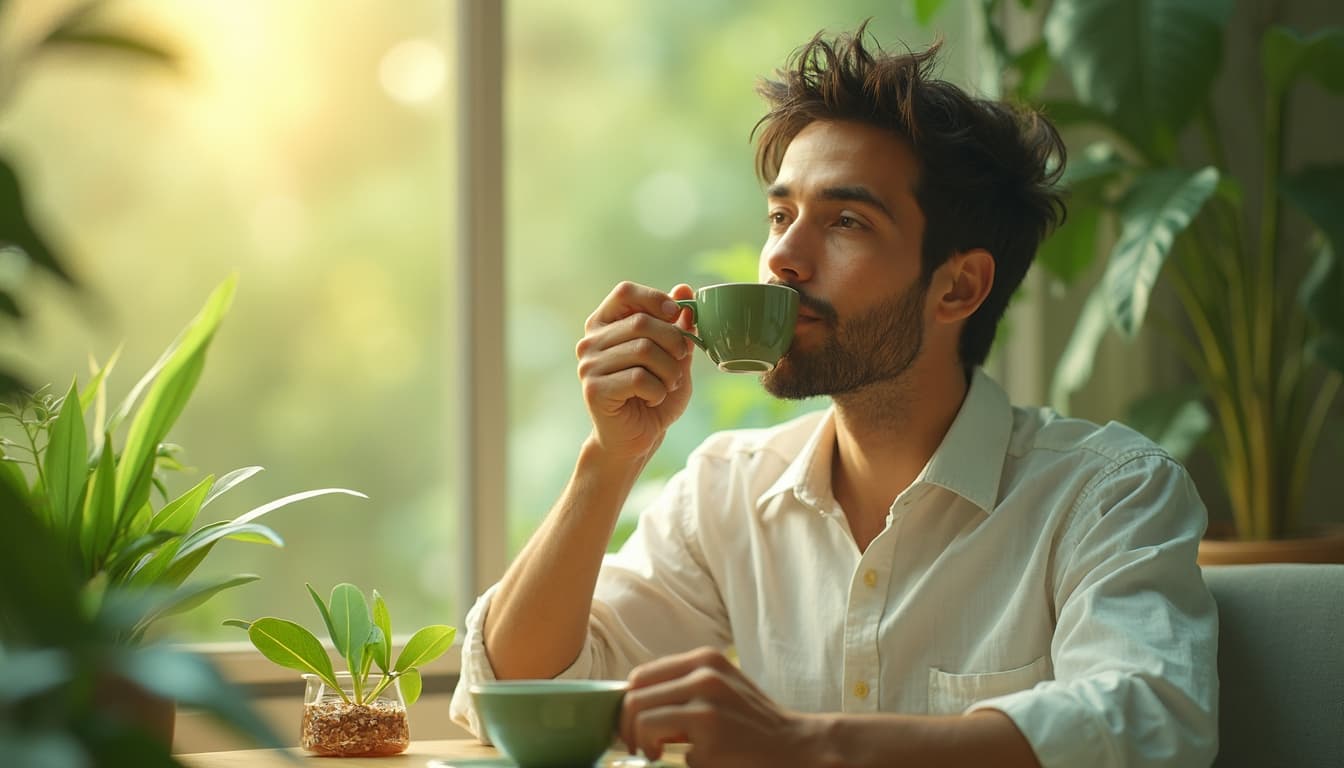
[1124,387,1212,460]
[231,486,368,526]
[1012,41,1053,100]
[913,0,946,25]
[0,457,27,501]
[329,584,371,675]
[1043,0,1234,156]
[306,583,338,644]
[202,466,263,508]
[1103,167,1220,335]
[0,156,74,286]
[147,474,213,536]
[222,619,252,630]
[105,530,180,583]
[78,346,120,413]
[44,379,88,536]
[1050,285,1111,412]
[1282,166,1344,347]
[41,29,177,68]
[394,625,456,672]
[1037,201,1101,286]
[82,432,117,566]
[1307,332,1344,374]
[399,667,423,706]
[1061,142,1128,190]
[247,618,338,685]
[114,276,235,529]
[162,521,283,587]
[136,574,261,633]
[371,589,392,673]
[1263,26,1344,99]
[362,625,383,681]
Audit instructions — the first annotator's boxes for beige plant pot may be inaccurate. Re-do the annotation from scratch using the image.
[1198,526,1344,566]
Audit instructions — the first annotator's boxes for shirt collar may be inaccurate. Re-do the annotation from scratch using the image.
[918,368,1013,515]
[756,368,1013,516]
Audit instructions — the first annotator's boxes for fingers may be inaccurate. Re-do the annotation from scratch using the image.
[586,281,682,331]
[620,648,737,753]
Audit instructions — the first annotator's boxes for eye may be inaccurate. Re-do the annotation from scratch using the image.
[766,210,791,229]
[836,214,861,229]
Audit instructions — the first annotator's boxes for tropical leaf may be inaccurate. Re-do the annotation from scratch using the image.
[328,584,371,675]
[162,521,282,587]
[1050,284,1111,412]
[114,276,235,527]
[105,530,180,583]
[246,618,339,687]
[1124,387,1212,460]
[1262,26,1344,99]
[394,625,456,673]
[1044,0,1234,156]
[399,667,423,706]
[1037,201,1100,286]
[1103,167,1220,335]
[43,380,87,536]
[913,0,946,25]
[77,347,119,414]
[1012,41,1053,101]
[81,433,116,567]
[230,487,368,526]
[202,466,263,508]
[371,589,392,673]
[305,582,338,646]
[1282,165,1344,360]
[0,156,73,285]
[40,30,177,68]
[147,475,213,536]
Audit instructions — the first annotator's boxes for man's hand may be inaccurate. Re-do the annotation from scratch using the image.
[620,647,824,767]
[576,281,696,460]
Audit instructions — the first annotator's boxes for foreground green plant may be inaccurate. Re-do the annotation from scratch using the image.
[228,583,456,706]
[0,276,366,641]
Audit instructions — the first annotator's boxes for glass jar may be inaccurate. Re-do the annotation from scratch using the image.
[301,672,410,757]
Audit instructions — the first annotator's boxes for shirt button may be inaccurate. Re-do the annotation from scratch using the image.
[863,569,878,588]
[853,681,869,699]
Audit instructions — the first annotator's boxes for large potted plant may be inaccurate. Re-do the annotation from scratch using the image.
[918,0,1344,560]
[0,275,366,743]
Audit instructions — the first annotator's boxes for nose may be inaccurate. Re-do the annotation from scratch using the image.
[761,220,815,285]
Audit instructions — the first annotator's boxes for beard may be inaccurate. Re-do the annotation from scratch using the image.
[762,280,926,400]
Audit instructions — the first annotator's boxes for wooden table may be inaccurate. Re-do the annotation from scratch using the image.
[178,738,687,767]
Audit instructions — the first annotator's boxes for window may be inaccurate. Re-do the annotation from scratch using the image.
[7,0,459,640]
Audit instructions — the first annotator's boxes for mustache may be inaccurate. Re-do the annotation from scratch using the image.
[768,280,836,324]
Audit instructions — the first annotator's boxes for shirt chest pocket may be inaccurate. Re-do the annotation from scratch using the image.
[926,655,1050,715]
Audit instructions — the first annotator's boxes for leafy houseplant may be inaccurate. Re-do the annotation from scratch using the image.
[919,0,1344,544]
[0,491,286,767]
[0,275,366,643]
[227,583,456,757]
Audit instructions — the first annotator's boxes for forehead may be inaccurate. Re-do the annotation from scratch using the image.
[773,120,920,198]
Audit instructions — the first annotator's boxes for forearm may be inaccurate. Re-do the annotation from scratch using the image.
[804,709,1039,768]
[483,435,651,679]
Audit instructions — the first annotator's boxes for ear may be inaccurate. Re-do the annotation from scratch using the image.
[932,249,994,324]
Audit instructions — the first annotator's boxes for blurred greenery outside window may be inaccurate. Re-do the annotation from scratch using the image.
[6,1,973,643]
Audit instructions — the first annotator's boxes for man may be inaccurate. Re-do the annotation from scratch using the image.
[450,24,1218,768]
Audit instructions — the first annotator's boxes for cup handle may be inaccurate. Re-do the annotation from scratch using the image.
[674,299,707,351]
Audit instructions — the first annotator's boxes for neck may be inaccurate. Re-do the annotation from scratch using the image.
[830,358,971,539]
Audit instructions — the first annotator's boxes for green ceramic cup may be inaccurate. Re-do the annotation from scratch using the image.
[469,680,628,768]
[675,282,800,373]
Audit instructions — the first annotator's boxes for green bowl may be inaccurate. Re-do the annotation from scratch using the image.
[469,680,628,768]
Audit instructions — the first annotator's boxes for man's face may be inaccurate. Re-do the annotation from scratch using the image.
[758,119,931,399]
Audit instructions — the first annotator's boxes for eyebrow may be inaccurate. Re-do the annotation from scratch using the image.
[766,183,897,223]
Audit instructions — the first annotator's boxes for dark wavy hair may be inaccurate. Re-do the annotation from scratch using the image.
[753,22,1067,369]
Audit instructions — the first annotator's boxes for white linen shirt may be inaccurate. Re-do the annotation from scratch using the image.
[450,369,1219,767]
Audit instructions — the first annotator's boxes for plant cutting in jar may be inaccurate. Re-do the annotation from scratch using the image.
[227,583,456,757]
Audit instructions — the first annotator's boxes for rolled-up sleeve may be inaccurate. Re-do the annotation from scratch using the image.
[449,466,732,742]
[968,453,1219,767]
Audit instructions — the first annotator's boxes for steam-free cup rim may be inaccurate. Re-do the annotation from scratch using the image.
[695,281,798,293]
[469,680,629,695]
